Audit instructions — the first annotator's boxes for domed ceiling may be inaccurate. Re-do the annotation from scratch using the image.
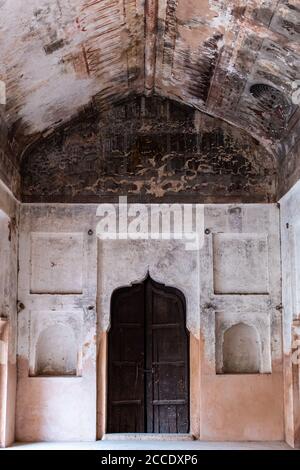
[0,0,299,200]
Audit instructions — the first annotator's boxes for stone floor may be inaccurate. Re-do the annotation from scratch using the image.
[3,440,293,450]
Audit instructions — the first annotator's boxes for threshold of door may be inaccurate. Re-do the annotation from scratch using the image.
[103,434,194,441]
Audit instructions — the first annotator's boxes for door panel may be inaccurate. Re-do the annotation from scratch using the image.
[146,280,189,433]
[107,283,145,433]
[107,276,189,433]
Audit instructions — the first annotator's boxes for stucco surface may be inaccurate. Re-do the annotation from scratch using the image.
[15,202,284,443]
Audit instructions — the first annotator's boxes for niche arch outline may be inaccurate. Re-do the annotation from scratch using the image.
[97,239,201,438]
[215,313,272,374]
[28,311,83,378]
[97,236,200,337]
[221,322,262,374]
[34,324,78,377]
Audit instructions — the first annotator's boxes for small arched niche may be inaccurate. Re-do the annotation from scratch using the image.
[222,323,260,374]
[35,324,78,376]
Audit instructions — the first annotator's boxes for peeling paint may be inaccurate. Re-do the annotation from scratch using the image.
[0,0,298,161]
[21,95,277,203]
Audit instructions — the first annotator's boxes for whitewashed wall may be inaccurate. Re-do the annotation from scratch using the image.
[0,180,18,448]
[199,204,283,440]
[17,205,97,442]
[16,203,283,442]
[280,181,300,448]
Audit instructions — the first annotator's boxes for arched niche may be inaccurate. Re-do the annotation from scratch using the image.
[35,324,78,377]
[222,322,261,374]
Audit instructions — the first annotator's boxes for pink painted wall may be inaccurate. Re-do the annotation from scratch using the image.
[16,360,96,442]
[200,373,284,441]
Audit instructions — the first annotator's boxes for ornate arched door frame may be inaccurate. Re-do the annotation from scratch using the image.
[97,237,200,439]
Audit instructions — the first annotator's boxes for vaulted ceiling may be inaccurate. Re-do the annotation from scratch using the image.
[0,0,299,159]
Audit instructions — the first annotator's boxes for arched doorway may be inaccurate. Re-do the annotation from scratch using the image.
[107,274,189,434]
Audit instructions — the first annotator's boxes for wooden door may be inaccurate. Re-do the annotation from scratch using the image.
[107,275,189,434]
[145,278,189,433]
[107,282,145,433]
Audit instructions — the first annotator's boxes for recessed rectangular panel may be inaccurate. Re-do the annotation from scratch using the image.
[213,233,269,295]
[30,233,84,294]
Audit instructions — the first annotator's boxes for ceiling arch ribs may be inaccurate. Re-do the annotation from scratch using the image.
[0,0,298,160]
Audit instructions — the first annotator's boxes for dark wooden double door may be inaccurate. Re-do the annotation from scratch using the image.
[107,275,189,434]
